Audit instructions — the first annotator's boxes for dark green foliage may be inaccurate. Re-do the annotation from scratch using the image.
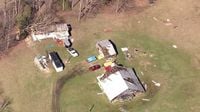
[16,4,32,30]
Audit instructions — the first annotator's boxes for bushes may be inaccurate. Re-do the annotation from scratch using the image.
[16,4,32,29]
[16,4,32,39]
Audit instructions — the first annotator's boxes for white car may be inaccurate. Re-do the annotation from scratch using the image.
[67,47,79,57]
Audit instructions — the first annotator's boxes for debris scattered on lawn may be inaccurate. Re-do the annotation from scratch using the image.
[144,83,148,90]
[121,47,129,52]
[153,64,157,67]
[119,107,128,112]
[153,17,159,21]
[103,28,112,32]
[142,98,150,101]
[149,54,154,58]
[97,92,104,95]
[166,18,170,22]
[142,81,148,90]
[121,47,132,60]
[172,45,177,48]
[141,71,144,75]
[34,55,51,73]
[152,80,161,87]
[138,21,141,24]
[134,48,148,57]
[139,60,152,71]
[89,104,95,112]
[152,17,175,27]
[25,35,35,48]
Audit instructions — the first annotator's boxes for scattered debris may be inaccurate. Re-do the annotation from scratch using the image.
[141,71,144,75]
[153,17,159,21]
[103,28,112,32]
[89,104,95,112]
[152,17,176,27]
[166,18,170,22]
[138,21,141,24]
[121,47,129,52]
[172,45,177,48]
[133,48,147,57]
[25,35,35,48]
[149,53,154,58]
[34,55,50,73]
[119,107,129,112]
[139,60,152,71]
[121,47,132,60]
[144,83,148,90]
[97,92,104,95]
[152,80,161,87]
[142,98,150,101]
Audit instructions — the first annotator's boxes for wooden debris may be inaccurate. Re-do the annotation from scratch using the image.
[172,45,177,48]
[142,98,150,101]
[152,80,161,87]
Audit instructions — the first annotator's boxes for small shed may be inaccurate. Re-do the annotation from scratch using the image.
[96,40,117,58]
[97,66,145,102]
[49,51,64,72]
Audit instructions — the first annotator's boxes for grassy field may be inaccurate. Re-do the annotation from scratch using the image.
[0,0,200,112]
[59,30,200,112]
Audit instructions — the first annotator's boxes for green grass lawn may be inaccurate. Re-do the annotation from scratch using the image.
[59,30,200,112]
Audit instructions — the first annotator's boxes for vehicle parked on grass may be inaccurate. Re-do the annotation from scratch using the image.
[67,47,79,57]
[89,65,101,71]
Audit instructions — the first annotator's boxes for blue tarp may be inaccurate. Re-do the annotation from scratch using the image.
[87,56,97,63]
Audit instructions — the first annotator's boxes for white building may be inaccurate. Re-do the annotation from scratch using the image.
[97,67,145,102]
[96,40,117,58]
[31,23,71,41]
[49,51,64,72]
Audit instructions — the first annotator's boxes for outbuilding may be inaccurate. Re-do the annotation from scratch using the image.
[96,40,117,58]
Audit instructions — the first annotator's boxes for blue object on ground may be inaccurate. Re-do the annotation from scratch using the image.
[87,56,97,63]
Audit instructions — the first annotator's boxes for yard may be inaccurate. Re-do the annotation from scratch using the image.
[0,0,200,112]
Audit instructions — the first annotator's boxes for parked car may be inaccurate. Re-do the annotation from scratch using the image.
[87,56,97,63]
[67,47,79,57]
[89,65,101,71]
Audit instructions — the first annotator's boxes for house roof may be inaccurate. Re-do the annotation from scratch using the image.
[97,68,144,101]
[33,23,69,34]
[96,40,117,56]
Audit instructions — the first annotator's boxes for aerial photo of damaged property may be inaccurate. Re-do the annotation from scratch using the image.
[0,0,200,112]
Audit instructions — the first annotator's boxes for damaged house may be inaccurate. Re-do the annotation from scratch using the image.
[30,23,72,46]
[97,66,145,102]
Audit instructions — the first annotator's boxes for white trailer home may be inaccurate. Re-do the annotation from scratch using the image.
[49,51,64,72]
